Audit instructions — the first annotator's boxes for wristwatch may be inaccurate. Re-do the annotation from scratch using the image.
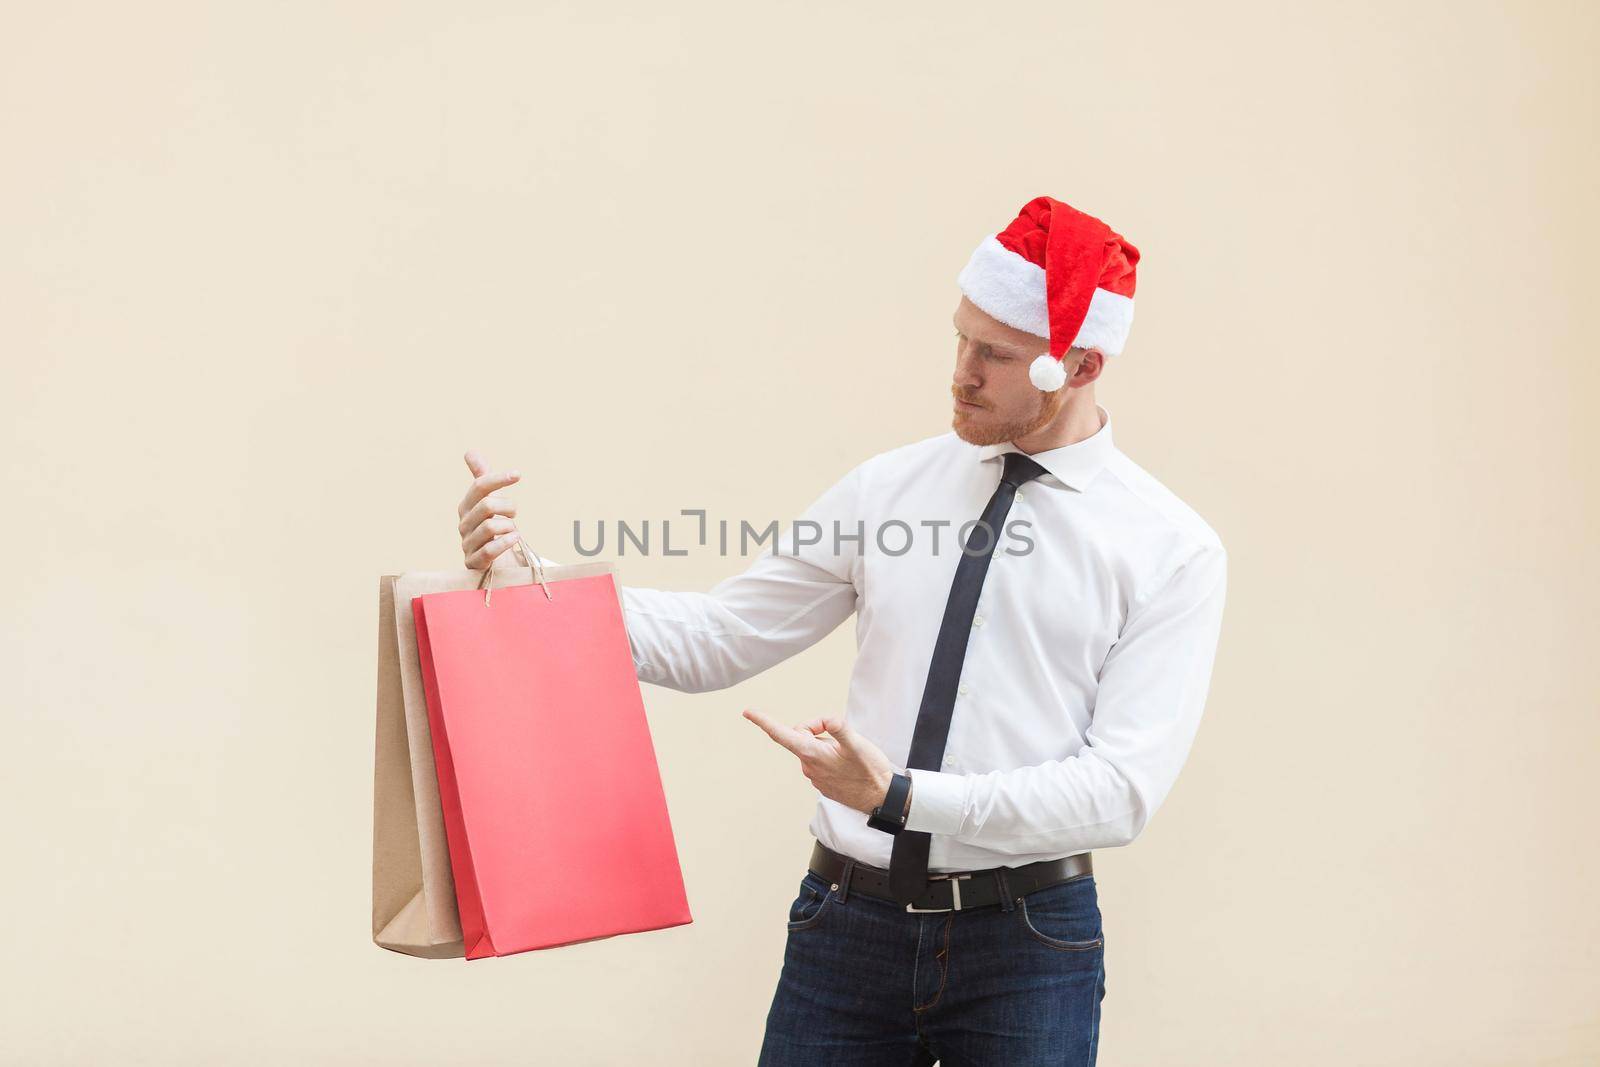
[867,771,914,835]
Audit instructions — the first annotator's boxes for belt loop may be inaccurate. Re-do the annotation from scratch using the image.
[996,867,1014,912]
[837,857,855,903]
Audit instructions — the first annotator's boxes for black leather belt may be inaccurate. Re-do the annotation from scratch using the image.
[808,840,1093,912]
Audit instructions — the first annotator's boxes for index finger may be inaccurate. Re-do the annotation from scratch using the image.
[742,709,812,757]
[458,467,522,518]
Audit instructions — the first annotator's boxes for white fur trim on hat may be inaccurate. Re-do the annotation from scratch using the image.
[1073,287,1135,356]
[958,235,1050,336]
[1028,354,1068,391]
[957,234,1135,356]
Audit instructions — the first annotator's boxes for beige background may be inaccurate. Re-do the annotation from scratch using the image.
[3,2,1596,1064]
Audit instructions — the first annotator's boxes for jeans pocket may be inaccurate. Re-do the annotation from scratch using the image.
[786,872,836,932]
[1015,875,1104,951]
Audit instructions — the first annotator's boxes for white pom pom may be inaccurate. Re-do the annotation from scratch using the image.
[1029,354,1068,391]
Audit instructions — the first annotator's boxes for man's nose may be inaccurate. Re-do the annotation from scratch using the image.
[953,352,982,389]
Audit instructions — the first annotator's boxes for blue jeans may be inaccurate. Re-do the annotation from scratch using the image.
[758,862,1106,1065]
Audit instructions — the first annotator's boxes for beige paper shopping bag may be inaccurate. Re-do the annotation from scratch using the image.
[373,570,463,958]
[371,556,626,958]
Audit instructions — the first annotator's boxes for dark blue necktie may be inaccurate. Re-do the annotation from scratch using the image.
[888,450,1049,904]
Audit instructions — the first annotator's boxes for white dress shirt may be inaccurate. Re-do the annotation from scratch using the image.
[612,404,1228,873]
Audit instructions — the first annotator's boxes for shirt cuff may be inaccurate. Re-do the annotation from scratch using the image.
[903,768,968,836]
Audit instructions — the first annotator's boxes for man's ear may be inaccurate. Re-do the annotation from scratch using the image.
[1071,347,1106,383]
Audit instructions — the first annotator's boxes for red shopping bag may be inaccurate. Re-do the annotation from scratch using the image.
[410,561,692,959]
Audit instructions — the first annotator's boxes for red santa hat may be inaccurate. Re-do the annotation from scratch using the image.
[956,195,1140,391]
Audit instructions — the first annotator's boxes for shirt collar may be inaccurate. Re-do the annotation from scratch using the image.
[975,404,1115,492]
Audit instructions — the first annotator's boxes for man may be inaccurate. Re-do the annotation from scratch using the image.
[457,195,1227,1065]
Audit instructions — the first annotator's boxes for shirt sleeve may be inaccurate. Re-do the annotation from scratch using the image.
[901,541,1228,854]
[590,461,866,694]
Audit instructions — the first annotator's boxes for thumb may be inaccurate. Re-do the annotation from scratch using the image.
[464,449,490,477]
[821,715,851,742]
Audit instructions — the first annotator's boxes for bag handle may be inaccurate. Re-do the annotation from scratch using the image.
[476,523,553,605]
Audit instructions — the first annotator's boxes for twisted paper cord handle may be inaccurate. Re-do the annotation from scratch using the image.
[476,523,553,605]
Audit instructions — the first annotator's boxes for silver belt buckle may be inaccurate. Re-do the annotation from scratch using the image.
[905,872,971,912]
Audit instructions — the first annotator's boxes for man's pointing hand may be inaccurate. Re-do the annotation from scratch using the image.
[743,709,898,815]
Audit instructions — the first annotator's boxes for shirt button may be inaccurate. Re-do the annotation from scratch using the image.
[957,683,969,696]
[1014,489,1025,501]
[971,614,985,628]
[942,756,955,768]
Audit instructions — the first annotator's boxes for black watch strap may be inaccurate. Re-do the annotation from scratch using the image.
[867,772,914,835]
